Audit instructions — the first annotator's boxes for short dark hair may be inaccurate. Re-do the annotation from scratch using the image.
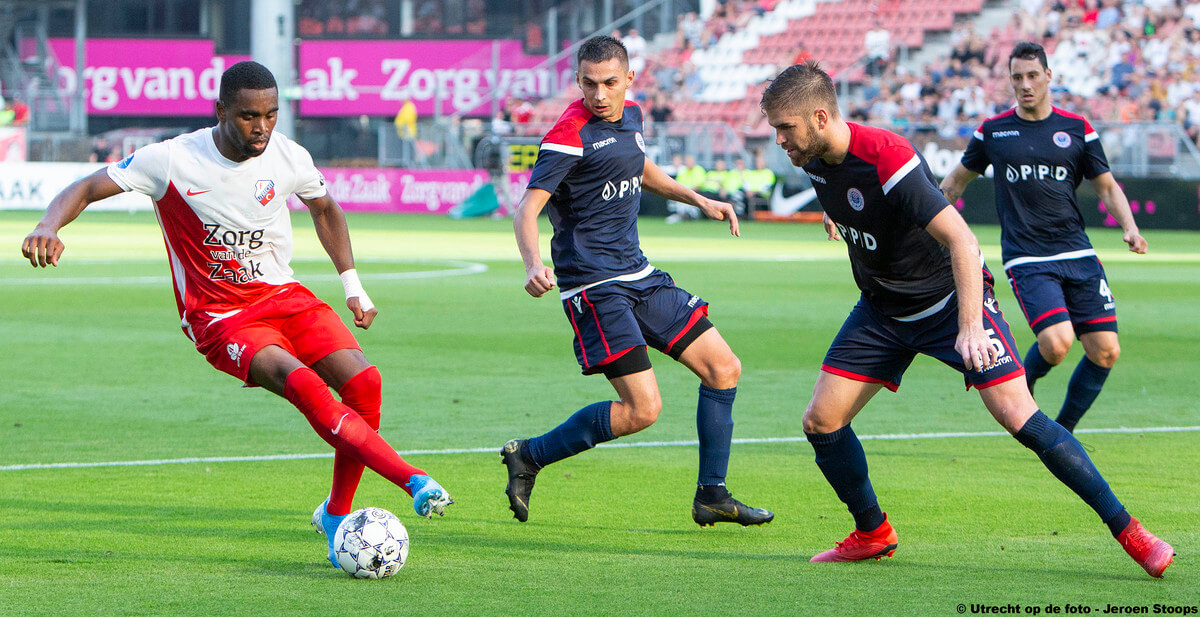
[1009,42,1048,70]
[577,35,629,70]
[219,61,277,106]
[760,60,838,116]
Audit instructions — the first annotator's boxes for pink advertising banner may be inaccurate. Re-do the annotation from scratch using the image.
[44,38,568,117]
[291,168,491,214]
[298,40,570,117]
[45,38,249,116]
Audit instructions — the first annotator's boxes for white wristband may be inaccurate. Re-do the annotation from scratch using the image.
[339,268,375,312]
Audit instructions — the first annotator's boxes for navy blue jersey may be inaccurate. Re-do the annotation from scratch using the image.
[804,123,958,318]
[961,107,1110,267]
[527,99,649,290]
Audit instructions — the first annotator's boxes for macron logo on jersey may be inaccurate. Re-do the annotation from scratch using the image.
[592,137,616,151]
[1005,164,1069,184]
[991,130,1020,138]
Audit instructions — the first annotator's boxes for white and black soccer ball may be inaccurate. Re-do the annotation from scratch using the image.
[333,507,409,579]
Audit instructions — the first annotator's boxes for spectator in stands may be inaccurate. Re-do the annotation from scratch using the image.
[679,12,704,47]
[466,0,486,35]
[89,138,111,163]
[1096,0,1122,30]
[623,29,647,75]
[680,61,703,97]
[511,99,534,125]
[867,87,901,126]
[864,19,892,77]
[897,69,922,103]
[647,92,673,127]
[1178,89,1200,143]
[415,0,442,34]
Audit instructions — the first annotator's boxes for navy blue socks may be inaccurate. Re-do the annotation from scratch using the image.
[807,424,886,532]
[696,385,736,486]
[1014,411,1130,536]
[1056,357,1111,433]
[526,401,616,468]
[1023,342,1054,394]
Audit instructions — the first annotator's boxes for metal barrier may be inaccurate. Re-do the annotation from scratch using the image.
[1094,122,1200,180]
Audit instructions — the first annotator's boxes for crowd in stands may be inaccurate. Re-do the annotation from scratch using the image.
[298,0,389,36]
[853,0,1200,144]
[513,0,1200,151]
[297,0,488,37]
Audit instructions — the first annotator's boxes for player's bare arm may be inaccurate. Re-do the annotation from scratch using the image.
[21,168,124,268]
[924,206,999,372]
[513,187,557,297]
[821,211,840,241]
[1089,171,1148,254]
[642,157,740,237]
[301,192,377,329]
[938,163,980,205]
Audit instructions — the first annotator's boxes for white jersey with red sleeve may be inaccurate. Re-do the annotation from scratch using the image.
[106,127,326,337]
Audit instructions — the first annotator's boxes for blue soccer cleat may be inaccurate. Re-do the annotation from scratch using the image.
[311,498,346,569]
[407,474,454,518]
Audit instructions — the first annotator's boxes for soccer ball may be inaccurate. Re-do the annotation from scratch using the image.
[333,507,409,579]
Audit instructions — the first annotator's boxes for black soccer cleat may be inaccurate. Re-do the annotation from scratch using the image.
[692,493,775,528]
[501,439,540,523]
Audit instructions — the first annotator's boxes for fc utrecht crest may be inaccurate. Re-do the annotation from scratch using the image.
[254,179,276,206]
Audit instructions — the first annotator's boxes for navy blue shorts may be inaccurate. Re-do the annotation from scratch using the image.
[561,270,710,375]
[822,286,1026,391]
[1006,256,1118,336]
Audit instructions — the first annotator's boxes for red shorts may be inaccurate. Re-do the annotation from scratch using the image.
[189,283,360,385]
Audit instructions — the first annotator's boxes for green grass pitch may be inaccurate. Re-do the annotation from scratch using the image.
[0,211,1197,616]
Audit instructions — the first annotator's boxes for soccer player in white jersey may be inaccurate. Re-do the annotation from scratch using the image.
[21,61,452,570]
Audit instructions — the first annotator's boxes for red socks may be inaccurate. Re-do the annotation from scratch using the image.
[327,366,381,515]
[283,366,425,510]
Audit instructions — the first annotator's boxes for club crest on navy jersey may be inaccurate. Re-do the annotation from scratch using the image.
[1053,131,1071,148]
[255,179,276,206]
[635,132,645,153]
[847,187,865,211]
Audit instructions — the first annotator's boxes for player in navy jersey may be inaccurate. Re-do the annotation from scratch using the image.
[501,35,773,528]
[941,42,1147,433]
[762,61,1171,577]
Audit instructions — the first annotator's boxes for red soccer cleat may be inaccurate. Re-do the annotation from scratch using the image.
[811,515,899,562]
[1117,517,1175,578]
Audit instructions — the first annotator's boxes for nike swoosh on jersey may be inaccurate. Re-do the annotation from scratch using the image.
[186,188,212,196]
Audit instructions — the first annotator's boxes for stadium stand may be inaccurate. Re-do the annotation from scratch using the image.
[518,0,1200,151]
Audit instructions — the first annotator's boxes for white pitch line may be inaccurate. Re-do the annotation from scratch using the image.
[3,425,1197,472]
[0,260,488,286]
